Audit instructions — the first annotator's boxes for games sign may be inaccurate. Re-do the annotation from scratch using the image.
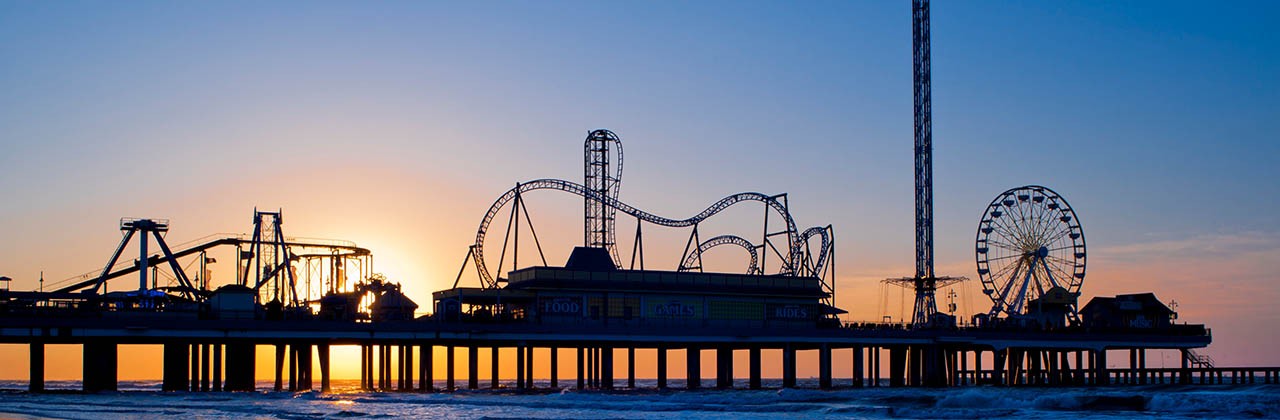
[649,299,700,318]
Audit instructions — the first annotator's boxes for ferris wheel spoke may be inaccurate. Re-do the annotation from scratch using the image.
[1011,264,1036,313]
[1011,199,1036,242]
[1029,264,1048,298]
[1045,254,1078,267]
[995,258,1028,309]
[1024,194,1048,239]
[1037,257,1063,290]
[1043,258,1078,288]
[985,238,1022,252]
[1047,245,1076,253]
[1029,218,1058,249]
[1042,222,1073,244]
[990,217,1024,243]
[1047,265,1075,289]
[990,256,1025,279]
[984,253,1024,262]
[1034,198,1063,238]
[999,195,1027,238]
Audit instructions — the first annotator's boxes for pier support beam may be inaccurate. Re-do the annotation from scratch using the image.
[29,343,43,391]
[782,344,797,388]
[576,347,584,390]
[973,349,983,385]
[628,347,636,389]
[29,342,44,393]
[212,344,223,392]
[163,342,189,392]
[1138,349,1147,385]
[192,343,202,391]
[446,346,455,391]
[888,347,906,387]
[601,345,614,390]
[300,343,313,391]
[589,347,597,388]
[396,345,405,391]
[749,347,762,390]
[922,346,944,387]
[1179,349,1191,385]
[993,349,1006,386]
[551,347,559,388]
[319,343,331,392]
[1075,351,1085,385]
[274,344,285,391]
[491,347,500,389]
[404,345,413,391]
[420,344,434,392]
[1008,349,1022,386]
[819,344,833,389]
[687,345,701,389]
[517,345,526,390]
[716,346,733,389]
[874,346,883,386]
[468,346,479,390]
[224,343,255,392]
[83,341,118,392]
[382,345,391,390]
[202,343,211,391]
[852,346,864,388]
[360,345,369,390]
[656,346,668,389]
[288,344,298,391]
[1094,350,1108,386]
[526,345,535,389]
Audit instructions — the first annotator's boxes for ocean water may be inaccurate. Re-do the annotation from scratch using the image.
[0,380,1276,419]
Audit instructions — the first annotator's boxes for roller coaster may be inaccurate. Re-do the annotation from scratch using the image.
[29,209,408,320]
[459,129,837,304]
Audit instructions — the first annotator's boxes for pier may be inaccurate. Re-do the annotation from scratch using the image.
[0,1,1239,394]
[0,312,1219,392]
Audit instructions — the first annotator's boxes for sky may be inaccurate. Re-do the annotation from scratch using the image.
[1,1,1277,380]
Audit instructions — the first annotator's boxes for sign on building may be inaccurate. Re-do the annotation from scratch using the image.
[539,297,583,316]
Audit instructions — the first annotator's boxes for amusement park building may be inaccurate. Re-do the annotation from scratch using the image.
[433,247,843,329]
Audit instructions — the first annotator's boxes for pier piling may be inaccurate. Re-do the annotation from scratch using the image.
[83,341,117,392]
[656,346,667,389]
[687,345,701,389]
[748,347,762,389]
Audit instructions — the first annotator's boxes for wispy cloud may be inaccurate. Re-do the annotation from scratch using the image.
[1094,231,1280,262]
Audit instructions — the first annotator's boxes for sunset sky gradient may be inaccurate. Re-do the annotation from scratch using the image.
[1,1,1277,379]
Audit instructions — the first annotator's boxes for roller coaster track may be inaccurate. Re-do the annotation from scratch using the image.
[474,178,815,288]
[798,226,832,277]
[50,235,371,295]
[677,228,833,279]
[679,235,759,275]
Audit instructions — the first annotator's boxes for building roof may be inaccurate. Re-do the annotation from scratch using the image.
[1081,292,1174,315]
[504,266,827,299]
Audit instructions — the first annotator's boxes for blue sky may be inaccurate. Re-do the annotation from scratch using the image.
[1,1,1278,365]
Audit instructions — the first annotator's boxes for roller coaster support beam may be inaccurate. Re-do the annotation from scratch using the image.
[90,218,197,300]
[678,224,704,273]
[629,218,645,270]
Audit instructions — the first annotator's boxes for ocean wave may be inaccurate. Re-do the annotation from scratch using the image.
[0,381,1276,419]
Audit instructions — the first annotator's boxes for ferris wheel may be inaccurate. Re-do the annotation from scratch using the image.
[975,185,1086,318]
